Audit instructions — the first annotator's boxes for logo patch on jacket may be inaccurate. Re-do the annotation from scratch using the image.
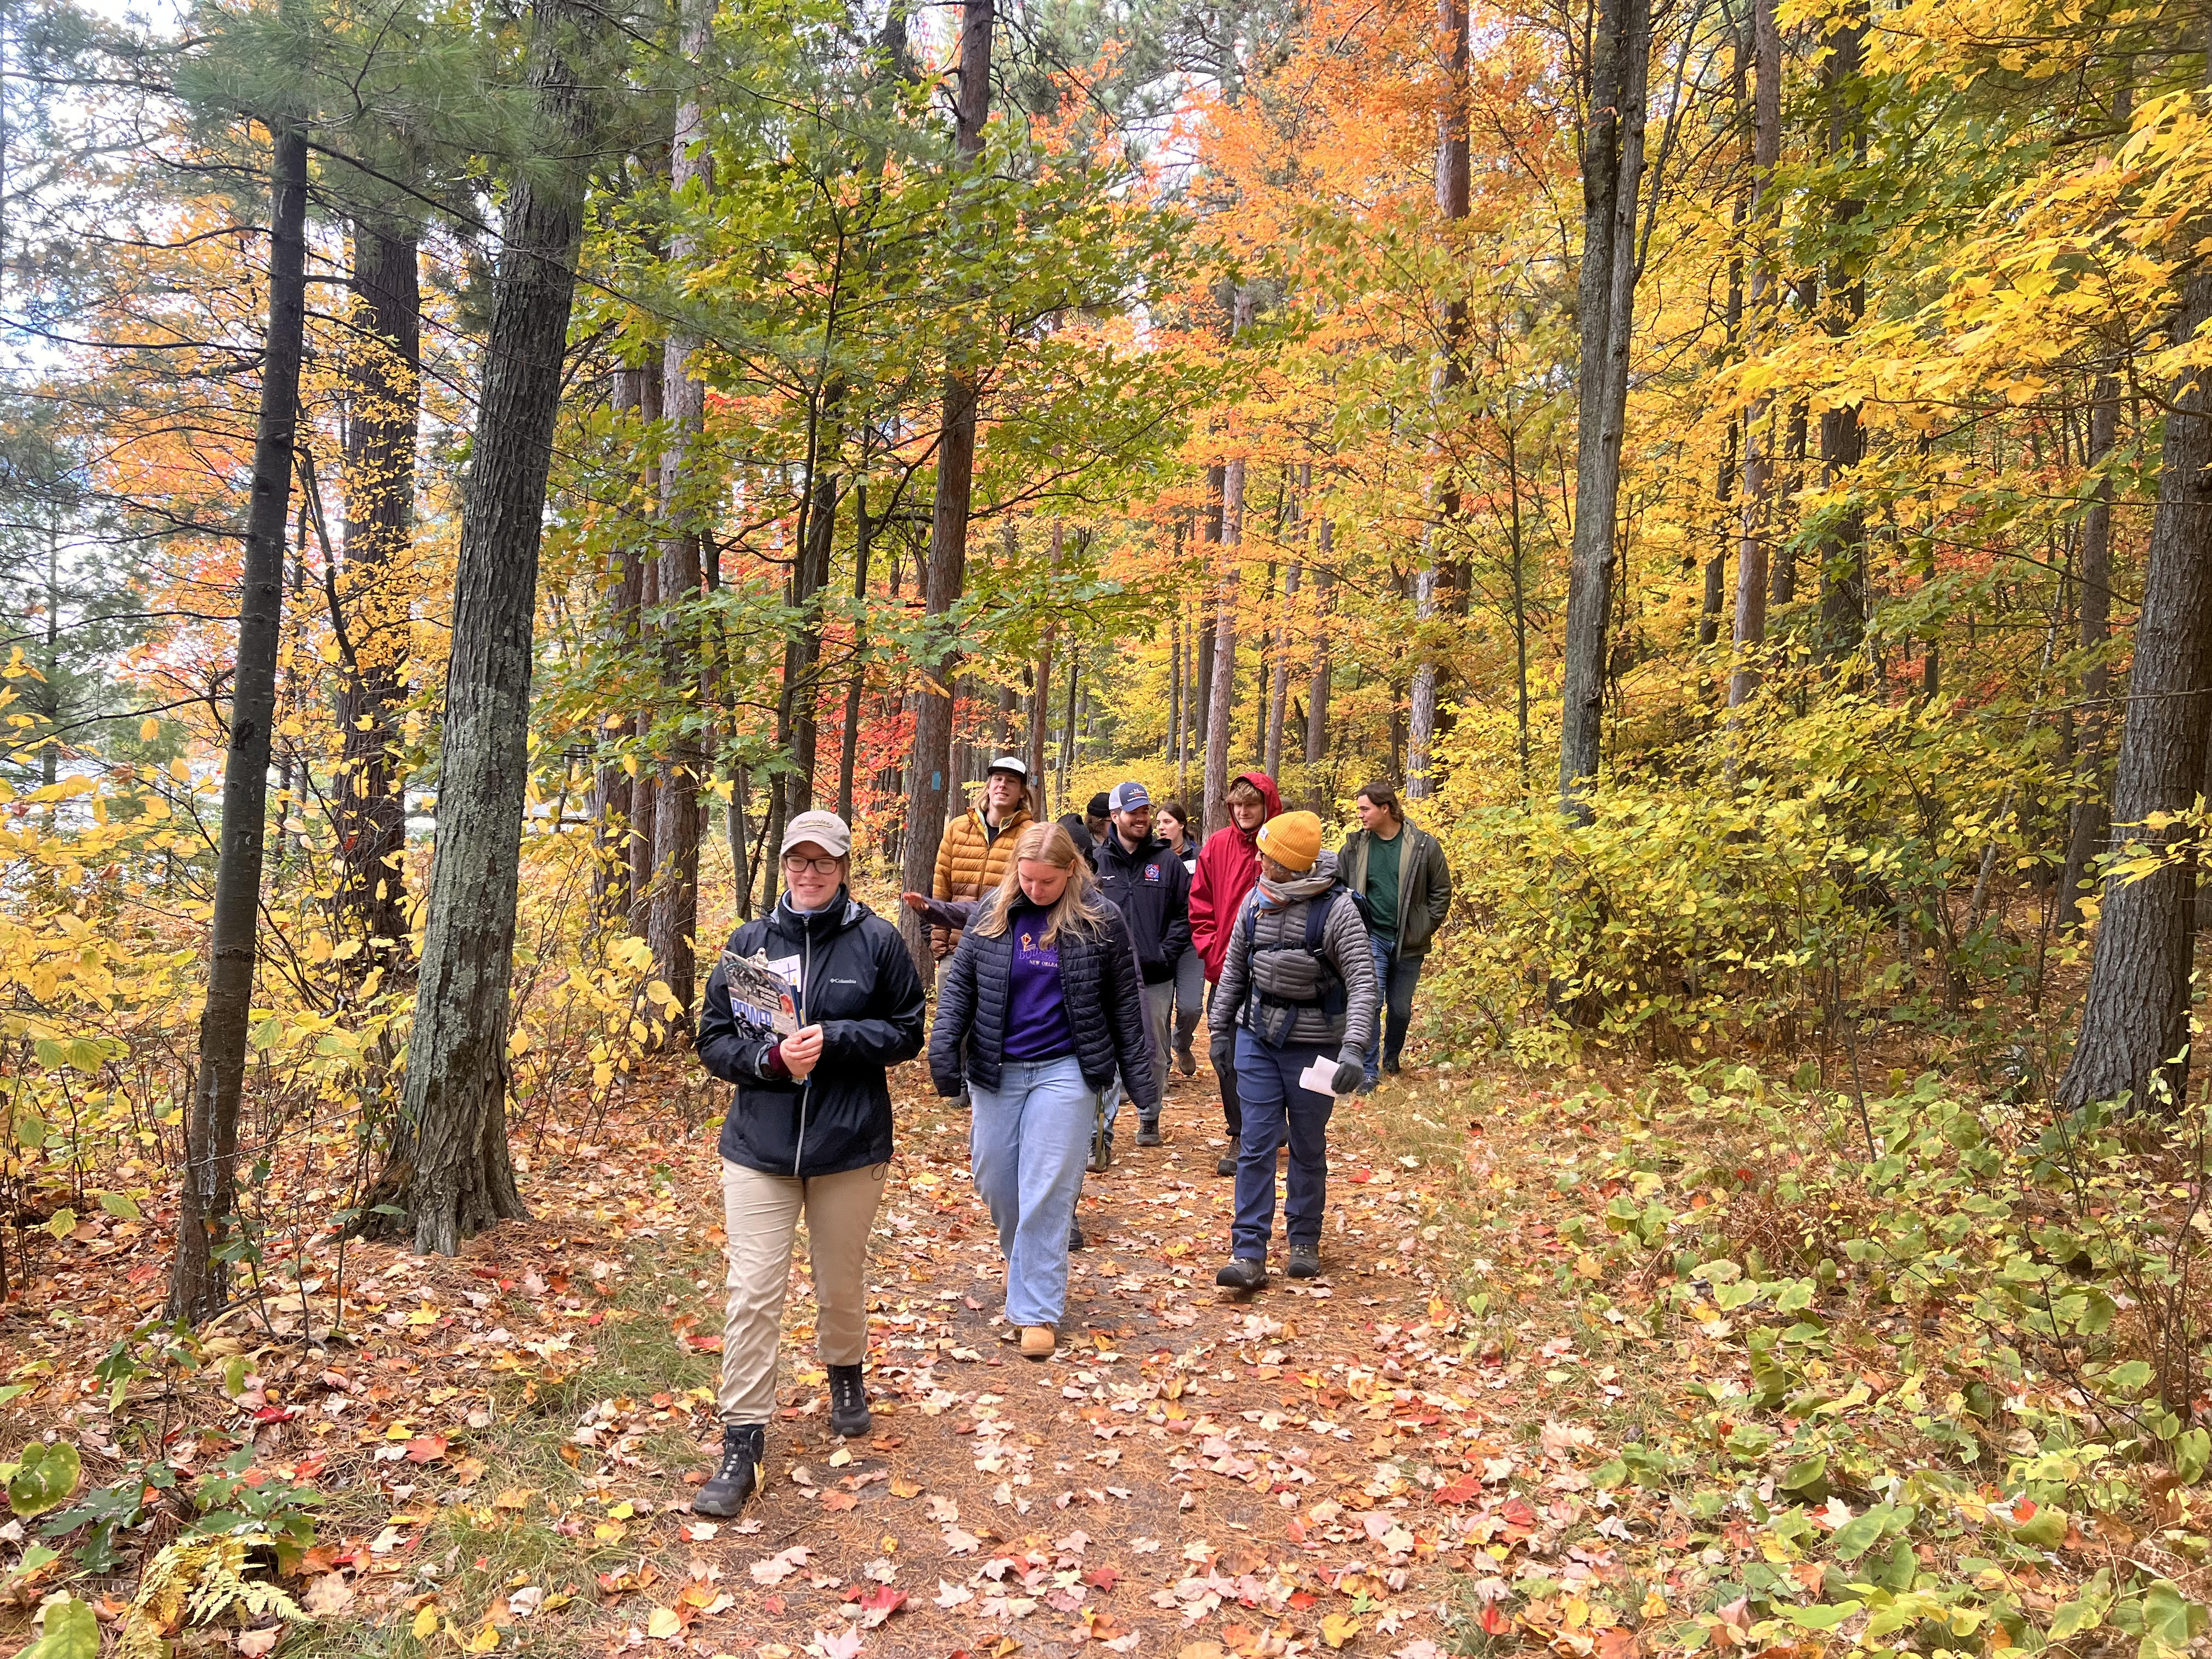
[1145,864,1160,881]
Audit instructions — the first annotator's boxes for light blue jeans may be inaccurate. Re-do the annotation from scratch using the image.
[970,1054,1097,1328]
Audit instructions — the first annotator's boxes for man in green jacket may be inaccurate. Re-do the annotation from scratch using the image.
[1338,781,1452,1091]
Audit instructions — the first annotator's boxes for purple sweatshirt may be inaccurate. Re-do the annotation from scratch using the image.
[1001,904,1075,1062]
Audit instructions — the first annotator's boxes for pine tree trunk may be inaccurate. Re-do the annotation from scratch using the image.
[1558,0,1651,809]
[900,0,994,974]
[2056,266,2212,1115]
[333,219,418,966]
[171,122,309,1323]
[364,0,602,1253]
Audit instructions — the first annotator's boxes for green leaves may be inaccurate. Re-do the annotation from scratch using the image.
[1829,1503,1897,1563]
[15,1594,99,1659]
[2009,1503,2068,1550]
[5,1441,81,1517]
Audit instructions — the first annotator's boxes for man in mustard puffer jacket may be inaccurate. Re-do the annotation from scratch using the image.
[931,756,1035,962]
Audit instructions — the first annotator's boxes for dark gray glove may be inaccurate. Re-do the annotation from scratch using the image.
[1330,1054,1364,1096]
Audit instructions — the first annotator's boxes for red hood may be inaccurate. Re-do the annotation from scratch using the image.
[1231,770,1282,844]
[1189,771,1283,981]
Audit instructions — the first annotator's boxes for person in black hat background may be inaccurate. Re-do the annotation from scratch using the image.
[1091,780,1190,1147]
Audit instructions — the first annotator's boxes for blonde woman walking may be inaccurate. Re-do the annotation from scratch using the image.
[928,822,1157,1358]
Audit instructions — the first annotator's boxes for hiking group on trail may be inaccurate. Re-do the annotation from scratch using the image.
[686,761,1454,1511]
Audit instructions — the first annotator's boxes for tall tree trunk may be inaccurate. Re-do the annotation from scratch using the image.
[1407,0,1470,800]
[649,0,714,1025]
[332,219,418,966]
[1029,520,1059,788]
[629,369,662,932]
[1728,0,1780,709]
[1059,651,1079,805]
[1197,464,1222,758]
[1557,0,1651,809]
[2056,263,2212,1115]
[837,479,871,825]
[1203,292,1254,833]
[776,387,842,855]
[2061,365,2121,928]
[1306,526,1333,810]
[365,0,602,1253]
[1772,387,1809,606]
[171,122,309,1323]
[593,366,647,929]
[899,0,993,973]
[1266,557,1298,778]
[1815,2,1868,666]
[1701,48,1747,658]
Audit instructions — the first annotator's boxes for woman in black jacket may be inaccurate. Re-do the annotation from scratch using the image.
[690,810,926,1514]
[930,821,1156,1360]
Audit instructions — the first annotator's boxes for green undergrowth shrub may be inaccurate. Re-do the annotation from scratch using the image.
[1549,1063,2209,1656]
[1424,687,2067,1063]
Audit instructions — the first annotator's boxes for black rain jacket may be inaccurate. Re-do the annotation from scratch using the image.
[1093,831,1193,984]
[696,891,927,1179]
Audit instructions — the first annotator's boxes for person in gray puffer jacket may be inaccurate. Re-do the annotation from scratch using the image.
[1207,809,1376,1291]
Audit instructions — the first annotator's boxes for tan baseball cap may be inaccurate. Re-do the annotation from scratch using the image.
[780,809,851,859]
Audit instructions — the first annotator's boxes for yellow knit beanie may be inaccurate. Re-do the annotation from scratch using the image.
[1255,810,1323,873]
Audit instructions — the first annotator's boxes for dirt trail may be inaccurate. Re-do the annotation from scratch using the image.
[659,1060,1533,1659]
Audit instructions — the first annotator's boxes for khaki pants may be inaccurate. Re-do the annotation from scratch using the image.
[718,1159,885,1425]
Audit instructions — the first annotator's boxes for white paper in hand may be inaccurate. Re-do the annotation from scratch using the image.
[1297,1054,1341,1096]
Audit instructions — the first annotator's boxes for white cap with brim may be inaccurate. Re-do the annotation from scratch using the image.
[780,809,852,859]
[986,755,1029,781]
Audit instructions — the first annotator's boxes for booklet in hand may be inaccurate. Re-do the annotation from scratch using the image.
[1297,1054,1342,1097]
[719,949,800,1036]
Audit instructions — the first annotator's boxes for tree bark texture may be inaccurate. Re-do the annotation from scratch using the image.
[1816,2,1869,665]
[2061,366,2121,928]
[2056,267,2212,1114]
[171,123,309,1324]
[899,0,994,974]
[373,0,601,1254]
[628,368,663,932]
[649,0,714,1024]
[1203,294,1252,834]
[1557,0,1651,809]
[333,219,419,964]
[837,480,871,824]
[1407,0,1470,800]
[1306,528,1333,809]
[1028,520,1059,788]
[594,366,646,928]
[1728,0,1780,709]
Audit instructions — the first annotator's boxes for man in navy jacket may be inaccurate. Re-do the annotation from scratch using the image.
[1092,781,1191,1146]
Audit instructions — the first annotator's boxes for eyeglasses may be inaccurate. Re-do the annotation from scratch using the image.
[783,855,843,876]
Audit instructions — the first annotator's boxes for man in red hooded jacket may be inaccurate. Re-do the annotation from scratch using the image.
[1187,771,1282,1175]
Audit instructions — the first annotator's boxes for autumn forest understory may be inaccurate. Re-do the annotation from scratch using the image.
[3,0,2212,1655]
